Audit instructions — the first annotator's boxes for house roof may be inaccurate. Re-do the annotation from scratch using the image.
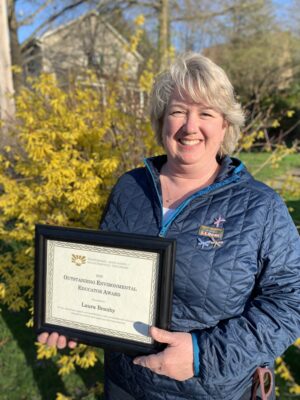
[38,10,143,62]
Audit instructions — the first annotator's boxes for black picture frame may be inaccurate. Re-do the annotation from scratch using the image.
[34,224,176,355]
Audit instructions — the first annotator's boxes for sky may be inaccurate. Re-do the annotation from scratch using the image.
[16,0,93,43]
[16,0,294,45]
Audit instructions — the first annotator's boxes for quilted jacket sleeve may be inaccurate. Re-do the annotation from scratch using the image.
[194,193,300,384]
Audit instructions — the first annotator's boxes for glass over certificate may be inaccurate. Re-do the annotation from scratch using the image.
[34,225,176,355]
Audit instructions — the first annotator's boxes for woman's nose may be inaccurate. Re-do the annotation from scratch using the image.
[184,113,199,134]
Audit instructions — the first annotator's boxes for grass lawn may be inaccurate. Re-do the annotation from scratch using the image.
[239,152,300,228]
[0,152,299,399]
[237,152,300,182]
[0,306,105,400]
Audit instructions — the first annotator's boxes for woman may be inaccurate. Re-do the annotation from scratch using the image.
[38,53,300,400]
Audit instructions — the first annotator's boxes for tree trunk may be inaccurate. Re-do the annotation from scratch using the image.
[158,0,169,71]
[7,0,23,93]
[0,0,15,122]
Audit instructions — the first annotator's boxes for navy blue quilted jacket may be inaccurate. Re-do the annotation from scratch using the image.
[100,155,300,400]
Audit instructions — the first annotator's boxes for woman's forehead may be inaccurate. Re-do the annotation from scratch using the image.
[168,86,211,108]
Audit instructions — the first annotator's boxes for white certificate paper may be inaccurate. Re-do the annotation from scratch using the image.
[45,240,159,344]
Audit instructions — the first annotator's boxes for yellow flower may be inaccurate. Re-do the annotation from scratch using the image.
[26,317,34,328]
[0,283,5,299]
[57,355,76,376]
[257,130,265,139]
[290,384,300,395]
[135,15,145,26]
[294,337,300,347]
[275,357,293,382]
[76,349,98,368]
[11,65,22,74]
[36,342,57,359]
[272,119,280,128]
[286,110,295,118]
[56,393,72,400]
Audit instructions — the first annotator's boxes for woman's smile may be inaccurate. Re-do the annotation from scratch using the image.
[178,138,203,146]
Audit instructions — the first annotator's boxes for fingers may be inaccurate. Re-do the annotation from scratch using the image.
[133,330,194,381]
[57,334,67,349]
[37,332,76,349]
[68,340,77,349]
[133,327,176,373]
[133,353,163,374]
[37,332,49,344]
[150,326,176,345]
[47,332,60,347]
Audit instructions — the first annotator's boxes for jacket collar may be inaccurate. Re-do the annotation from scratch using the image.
[144,154,246,184]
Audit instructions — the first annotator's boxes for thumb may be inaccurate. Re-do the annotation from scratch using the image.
[150,326,175,345]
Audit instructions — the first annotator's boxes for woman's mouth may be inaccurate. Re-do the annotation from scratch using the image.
[179,139,203,146]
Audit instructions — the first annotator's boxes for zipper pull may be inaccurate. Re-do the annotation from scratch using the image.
[159,226,168,237]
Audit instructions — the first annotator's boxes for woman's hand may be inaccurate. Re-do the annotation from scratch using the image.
[133,326,194,381]
[37,332,77,349]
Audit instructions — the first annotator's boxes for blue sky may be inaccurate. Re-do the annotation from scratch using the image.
[16,0,93,43]
[16,0,294,44]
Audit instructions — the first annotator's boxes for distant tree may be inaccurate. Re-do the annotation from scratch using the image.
[8,0,135,90]
[203,0,300,147]
[8,0,93,91]
[0,0,15,121]
[8,0,272,89]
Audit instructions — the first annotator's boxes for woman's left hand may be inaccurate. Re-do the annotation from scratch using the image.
[133,326,194,381]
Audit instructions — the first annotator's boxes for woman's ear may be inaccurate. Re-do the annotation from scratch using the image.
[222,118,228,129]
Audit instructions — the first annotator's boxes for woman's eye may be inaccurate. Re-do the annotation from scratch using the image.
[171,110,184,115]
[201,112,213,117]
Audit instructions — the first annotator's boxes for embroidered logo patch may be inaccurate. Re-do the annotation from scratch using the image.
[197,215,226,249]
[198,225,224,240]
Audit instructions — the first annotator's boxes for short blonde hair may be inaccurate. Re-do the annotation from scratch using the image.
[150,52,245,156]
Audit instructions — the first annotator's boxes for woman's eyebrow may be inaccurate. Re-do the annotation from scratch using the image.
[168,102,187,107]
[169,102,213,110]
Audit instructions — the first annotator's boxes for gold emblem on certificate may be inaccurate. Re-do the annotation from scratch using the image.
[71,254,87,266]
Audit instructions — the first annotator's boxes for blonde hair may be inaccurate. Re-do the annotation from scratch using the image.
[150,52,245,156]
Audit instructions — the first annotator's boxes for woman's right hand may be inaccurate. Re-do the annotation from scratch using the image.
[37,332,77,349]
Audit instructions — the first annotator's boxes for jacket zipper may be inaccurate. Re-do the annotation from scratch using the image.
[144,158,244,238]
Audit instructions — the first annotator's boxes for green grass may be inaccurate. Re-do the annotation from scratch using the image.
[238,152,300,183]
[239,151,300,169]
[239,152,300,227]
[0,153,299,399]
[0,307,105,400]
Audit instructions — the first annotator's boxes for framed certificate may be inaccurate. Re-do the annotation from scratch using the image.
[34,224,176,355]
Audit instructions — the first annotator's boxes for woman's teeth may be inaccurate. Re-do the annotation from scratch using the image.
[179,139,202,146]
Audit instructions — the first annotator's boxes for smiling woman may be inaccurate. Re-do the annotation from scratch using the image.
[163,89,226,165]
[38,53,300,400]
[150,54,244,154]
[151,54,244,208]
[159,89,228,207]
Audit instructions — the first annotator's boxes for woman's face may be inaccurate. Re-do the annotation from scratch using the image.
[162,88,227,169]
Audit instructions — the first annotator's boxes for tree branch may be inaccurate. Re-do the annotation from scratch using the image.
[20,0,89,48]
[171,2,263,22]
[17,0,56,27]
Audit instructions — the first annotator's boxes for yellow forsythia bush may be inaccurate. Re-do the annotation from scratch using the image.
[0,70,157,312]
[0,71,158,377]
[0,18,159,379]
